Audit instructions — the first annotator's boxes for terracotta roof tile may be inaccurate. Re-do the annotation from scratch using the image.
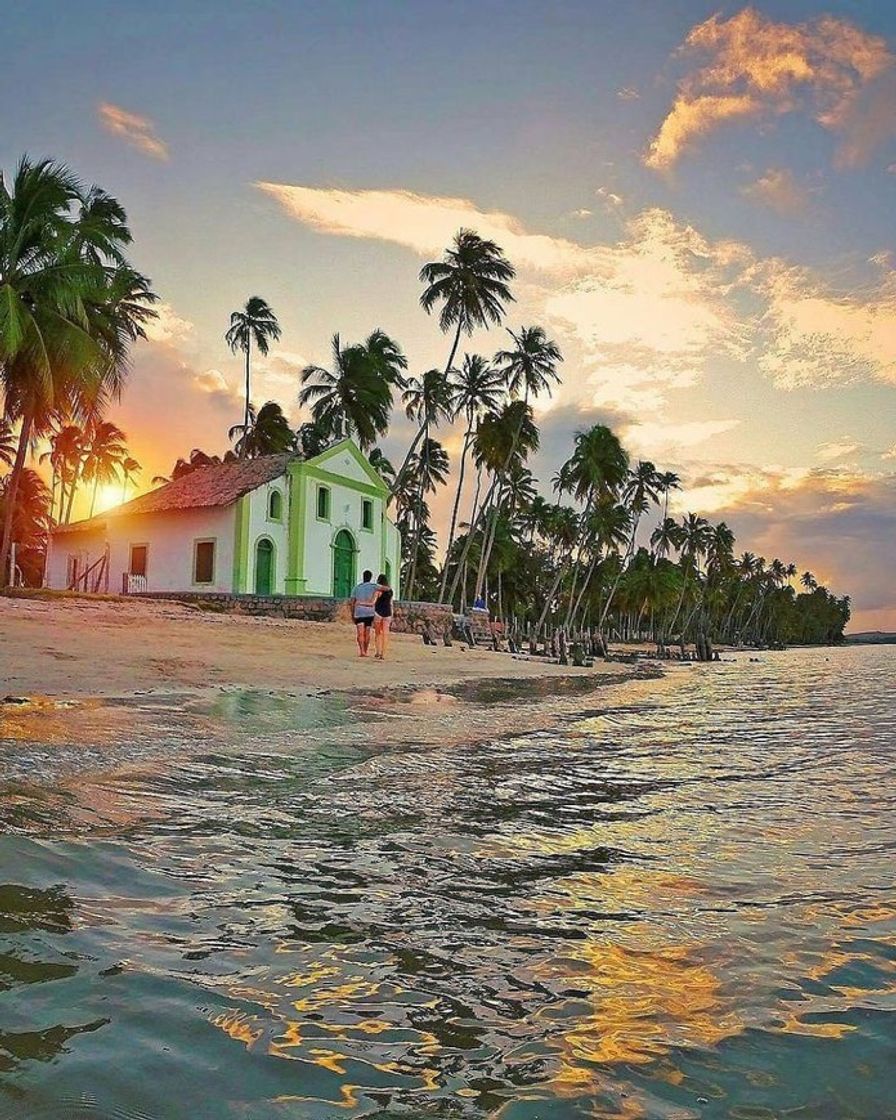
[53,454,294,535]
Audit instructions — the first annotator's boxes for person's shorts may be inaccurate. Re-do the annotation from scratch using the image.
[353,615,374,627]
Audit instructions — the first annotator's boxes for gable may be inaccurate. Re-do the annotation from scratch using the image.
[305,439,389,493]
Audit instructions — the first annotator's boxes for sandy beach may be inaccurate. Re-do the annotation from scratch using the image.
[1,595,655,822]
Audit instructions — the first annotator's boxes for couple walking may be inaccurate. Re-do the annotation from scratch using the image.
[349,570,394,659]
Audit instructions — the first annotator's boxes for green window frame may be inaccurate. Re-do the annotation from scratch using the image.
[316,485,331,521]
[193,538,216,585]
[361,498,373,531]
[267,489,283,521]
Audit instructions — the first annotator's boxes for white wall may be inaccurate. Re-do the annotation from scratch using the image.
[48,506,236,594]
[300,474,387,595]
[242,476,290,594]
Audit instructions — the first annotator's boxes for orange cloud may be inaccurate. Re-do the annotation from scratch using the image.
[98,101,169,160]
[646,8,894,170]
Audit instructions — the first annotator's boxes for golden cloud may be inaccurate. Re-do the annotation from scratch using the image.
[98,101,169,161]
[646,8,894,170]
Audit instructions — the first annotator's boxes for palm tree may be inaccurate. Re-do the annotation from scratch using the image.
[0,156,157,581]
[368,447,396,484]
[656,470,681,523]
[0,467,52,586]
[299,331,406,451]
[597,460,662,630]
[39,424,83,523]
[800,570,818,592]
[296,419,331,459]
[120,455,141,503]
[0,420,14,468]
[400,437,450,597]
[437,353,506,601]
[494,325,563,404]
[401,228,515,506]
[400,369,454,599]
[419,228,516,375]
[229,400,296,458]
[82,419,128,516]
[650,517,683,560]
[225,297,281,459]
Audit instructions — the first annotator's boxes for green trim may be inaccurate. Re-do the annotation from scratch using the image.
[304,463,383,499]
[285,462,307,594]
[315,483,331,521]
[380,510,387,576]
[232,495,250,592]
[266,486,283,522]
[305,437,389,494]
[361,498,374,532]
[192,536,217,586]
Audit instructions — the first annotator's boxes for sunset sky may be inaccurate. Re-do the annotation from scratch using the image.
[4,1,895,629]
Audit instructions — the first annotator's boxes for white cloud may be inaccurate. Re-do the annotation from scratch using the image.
[816,438,861,462]
[258,180,896,410]
[143,302,193,345]
[98,102,169,160]
[624,418,741,459]
[882,444,896,460]
[646,9,894,170]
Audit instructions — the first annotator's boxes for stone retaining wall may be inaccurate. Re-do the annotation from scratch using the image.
[135,591,453,635]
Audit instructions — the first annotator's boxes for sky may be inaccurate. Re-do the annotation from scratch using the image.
[3,0,895,629]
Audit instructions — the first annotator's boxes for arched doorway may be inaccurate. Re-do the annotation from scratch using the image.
[255,538,274,595]
[332,529,356,598]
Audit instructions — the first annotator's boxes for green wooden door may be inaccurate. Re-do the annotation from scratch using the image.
[255,538,274,595]
[332,530,355,598]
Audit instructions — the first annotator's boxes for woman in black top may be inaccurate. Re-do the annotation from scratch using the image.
[373,573,393,660]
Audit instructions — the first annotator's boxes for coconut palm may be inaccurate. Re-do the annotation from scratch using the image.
[656,470,681,523]
[0,467,52,586]
[470,401,540,604]
[800,570,818,591]
[0,155,157,581]
[225,297,281,459]
[368,447,396,483]
[436,353,507,599]
[120,455,141,503]
[0,420,16,469]
[419,228,516,375]
[494,325,563,404]
[402,228,515,510]
[82,420,128,516]
[229,400,296,458]
[399,368,454,598]
[299,331,406,451]
[296,419,331,459]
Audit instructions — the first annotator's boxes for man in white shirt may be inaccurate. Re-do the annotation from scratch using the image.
[349,569,379,657]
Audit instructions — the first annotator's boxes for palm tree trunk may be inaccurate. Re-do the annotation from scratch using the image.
[438,421,472,603]
[569,547,601,630]
[0,414,33,587]
[445,473,499,607]
[64,461,83,524]
[241,339,251,459]
[389,319,462,506]
[90,476,99,517]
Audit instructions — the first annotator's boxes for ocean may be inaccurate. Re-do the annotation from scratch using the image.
[1,645,894,1119]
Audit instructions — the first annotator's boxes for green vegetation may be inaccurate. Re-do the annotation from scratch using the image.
[0,156,850,644]
[0,155,157,584]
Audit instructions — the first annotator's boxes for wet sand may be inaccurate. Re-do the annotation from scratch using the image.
[1,594,639,698]
[1,596,655,814]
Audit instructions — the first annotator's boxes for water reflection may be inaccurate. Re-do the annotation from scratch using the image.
[0,647,894,1118]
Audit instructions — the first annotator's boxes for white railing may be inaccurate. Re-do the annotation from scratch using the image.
[122,573,147,595]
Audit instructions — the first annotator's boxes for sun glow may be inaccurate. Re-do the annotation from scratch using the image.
[94,484,126,514]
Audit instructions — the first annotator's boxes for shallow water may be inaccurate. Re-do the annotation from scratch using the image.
[1,646,894,1119]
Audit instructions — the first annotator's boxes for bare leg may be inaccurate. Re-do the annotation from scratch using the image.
[380,618,391,660]
[356,622,368,656]
[374,617,384,659]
